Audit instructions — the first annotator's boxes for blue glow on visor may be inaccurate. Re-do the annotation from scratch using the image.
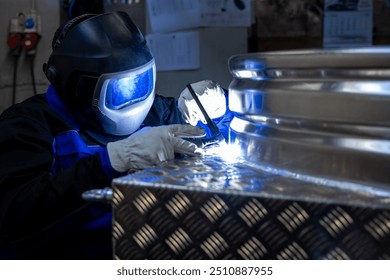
[105,66,154,110]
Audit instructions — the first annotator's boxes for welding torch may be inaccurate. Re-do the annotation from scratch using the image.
[183,83,225,148]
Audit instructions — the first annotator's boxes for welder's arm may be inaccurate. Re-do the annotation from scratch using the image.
[0,116,112,242]
[107,124,205,172]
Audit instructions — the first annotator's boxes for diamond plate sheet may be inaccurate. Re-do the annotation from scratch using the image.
[112,155,390,260]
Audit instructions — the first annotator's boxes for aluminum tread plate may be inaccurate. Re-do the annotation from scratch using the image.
[112,156,390,259]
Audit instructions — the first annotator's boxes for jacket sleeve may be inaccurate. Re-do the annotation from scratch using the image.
[0,111,111,242]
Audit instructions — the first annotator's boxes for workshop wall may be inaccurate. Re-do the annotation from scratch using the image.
[0,0,59,113]
[1,0,390,114]
[253,0,390,51]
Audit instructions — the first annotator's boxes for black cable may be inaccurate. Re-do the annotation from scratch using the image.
[29,55,37,96]
[9,35,23,105]
[12,55,18,105]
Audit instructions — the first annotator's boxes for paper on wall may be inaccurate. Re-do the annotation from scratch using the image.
[146,0,252,33]
[323,0,372,48]
[201,0,252,27]
[146,0,201,33]
[146,31,200,71]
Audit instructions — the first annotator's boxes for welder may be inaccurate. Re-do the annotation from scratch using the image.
[0,12,232,259]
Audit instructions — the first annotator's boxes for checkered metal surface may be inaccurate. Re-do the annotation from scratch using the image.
[112,156,390,259]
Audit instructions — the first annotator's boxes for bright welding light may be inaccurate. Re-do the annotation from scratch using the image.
[204,142,243,162]
[234,70,258,78]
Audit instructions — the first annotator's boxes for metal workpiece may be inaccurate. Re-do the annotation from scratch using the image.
[112,155,390,260]
[228,47,390,80]
[229,116,390,190]
[82,187,112,203]
[228,47,390,193]
[228,79,390,126]
[113,154,390,209]
[228,47,390,126]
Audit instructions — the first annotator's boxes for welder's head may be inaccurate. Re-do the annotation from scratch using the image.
[43,12,156,136]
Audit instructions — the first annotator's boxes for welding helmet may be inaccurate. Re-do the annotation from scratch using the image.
[44,12,155,136]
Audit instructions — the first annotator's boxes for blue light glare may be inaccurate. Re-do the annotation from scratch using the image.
[106,67,153,109]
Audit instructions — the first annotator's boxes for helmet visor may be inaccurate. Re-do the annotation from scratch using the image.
[100,61,155,110]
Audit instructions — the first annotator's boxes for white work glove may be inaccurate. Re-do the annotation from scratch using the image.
[106,124,205,172]
[178,80,227,126]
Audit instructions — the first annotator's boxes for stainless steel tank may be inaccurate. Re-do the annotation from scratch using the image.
[228,47,390,192]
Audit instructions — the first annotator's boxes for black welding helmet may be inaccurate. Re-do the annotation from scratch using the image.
[44,12,156,136]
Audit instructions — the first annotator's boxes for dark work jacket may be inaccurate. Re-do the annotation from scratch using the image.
[0,86,232,259]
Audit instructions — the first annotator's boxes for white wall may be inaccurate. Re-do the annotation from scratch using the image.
[154,27,247,98]
[0,0,60,113]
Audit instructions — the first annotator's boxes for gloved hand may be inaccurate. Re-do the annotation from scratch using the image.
[106,124,205,172]
[178,80,227,126]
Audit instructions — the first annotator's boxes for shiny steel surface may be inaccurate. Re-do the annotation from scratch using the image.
[113,155,390,209]
[82,187,112,203]
[229,47,390,80]
[228,47,390,189]
[229,79,390,126]
[230,117,390,189]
